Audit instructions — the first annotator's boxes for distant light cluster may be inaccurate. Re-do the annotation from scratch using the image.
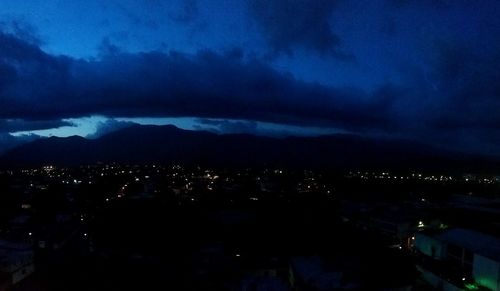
[346,171,499,184]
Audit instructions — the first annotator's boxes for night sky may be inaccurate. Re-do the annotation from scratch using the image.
[1,0,500,155]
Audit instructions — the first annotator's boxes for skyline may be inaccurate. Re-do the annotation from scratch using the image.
[1,1,500,154]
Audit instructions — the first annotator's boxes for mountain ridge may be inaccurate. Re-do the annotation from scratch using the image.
[1,124,498,173]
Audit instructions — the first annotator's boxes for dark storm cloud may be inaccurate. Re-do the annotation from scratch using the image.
[388,0,450,9]
[170,0,199,24]
[76,49,393,129]
[0,32,74,119]
[111,2,160,29]
[0,119,73,133]
[0,31,395,132]
[2,12,500,153]
[0,19,42,45]
[246,0,351,58]
[424,41,500,131]
[98,37,123,56]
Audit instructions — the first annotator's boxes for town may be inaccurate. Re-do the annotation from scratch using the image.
[0,164,499,290]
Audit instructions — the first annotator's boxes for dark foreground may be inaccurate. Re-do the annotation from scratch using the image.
[1,165,499,290]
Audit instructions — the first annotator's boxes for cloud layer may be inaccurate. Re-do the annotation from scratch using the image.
[0,32,395,131]
[247,0,345,56]
[1,0,500,155]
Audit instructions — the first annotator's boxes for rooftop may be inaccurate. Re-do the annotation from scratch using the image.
[436,228,500,261]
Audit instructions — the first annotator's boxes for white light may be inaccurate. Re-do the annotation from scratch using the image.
[235,254,240,257]
[28,232,32,236]
[83,233,87,237]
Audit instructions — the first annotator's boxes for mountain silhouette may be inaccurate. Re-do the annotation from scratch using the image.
[0,124,497,172]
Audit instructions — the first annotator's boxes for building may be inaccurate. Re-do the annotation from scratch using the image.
[341,201,443,249]
[0,239,35,290]
[415,228,500,290]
